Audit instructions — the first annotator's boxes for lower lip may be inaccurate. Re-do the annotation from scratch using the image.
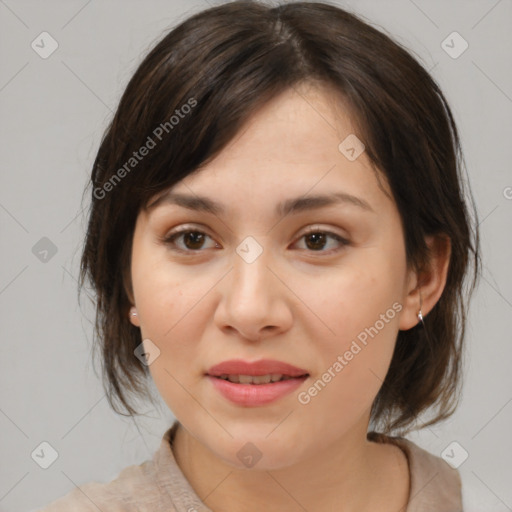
[207,375,308,406]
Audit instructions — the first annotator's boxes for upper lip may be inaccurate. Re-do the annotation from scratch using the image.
[207,359,309,377]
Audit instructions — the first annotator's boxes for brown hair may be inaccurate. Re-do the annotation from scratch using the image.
[79,0,481,434]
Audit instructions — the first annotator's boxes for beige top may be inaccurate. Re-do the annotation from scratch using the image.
[38,421,462,511]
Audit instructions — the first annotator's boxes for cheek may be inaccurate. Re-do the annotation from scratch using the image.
[132,265,210,415]
[131,241,195,337]
[299,250,403,346]
[294,247,404,417]
[135,279,203,364]
[298,304,400,432]
[130,247,203,386]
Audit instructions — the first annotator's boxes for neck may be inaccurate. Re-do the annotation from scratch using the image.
[172,419,409,512]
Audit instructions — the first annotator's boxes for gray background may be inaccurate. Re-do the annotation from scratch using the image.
[0,0,511,510]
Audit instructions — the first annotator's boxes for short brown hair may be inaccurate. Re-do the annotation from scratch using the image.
[79,0,481,433]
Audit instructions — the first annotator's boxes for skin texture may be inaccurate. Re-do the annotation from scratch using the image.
[128,83,451,511]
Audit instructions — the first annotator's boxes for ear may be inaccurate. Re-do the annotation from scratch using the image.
[399,234,451,331]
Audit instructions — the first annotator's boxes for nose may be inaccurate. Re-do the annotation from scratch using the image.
[213,244,293,342]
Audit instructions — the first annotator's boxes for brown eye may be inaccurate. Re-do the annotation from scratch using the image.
[305,232,327,251]
[295,230,349,253]
[182,231,206,250]
[163,229,219,252]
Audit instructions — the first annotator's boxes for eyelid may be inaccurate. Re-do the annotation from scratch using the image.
[162,223,217,241]
[299,224,349,241]
[301,224,345,237]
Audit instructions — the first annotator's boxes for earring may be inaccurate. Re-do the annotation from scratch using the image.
[417,290,424,326]
[129,306,137,318]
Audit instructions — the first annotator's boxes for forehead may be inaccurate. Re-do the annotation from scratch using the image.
[149,84,393,216]
[208,84,358,165]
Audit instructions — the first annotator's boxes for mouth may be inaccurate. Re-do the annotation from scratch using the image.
[210,373,309,384]
[205,359,310,406]
[206,358,310,381]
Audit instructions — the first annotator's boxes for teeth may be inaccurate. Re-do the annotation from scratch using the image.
[218,374,294,384]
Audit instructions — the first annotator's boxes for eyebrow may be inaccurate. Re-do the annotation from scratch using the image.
[147,191,375,217]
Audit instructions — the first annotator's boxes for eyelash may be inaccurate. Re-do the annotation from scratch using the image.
[161,226,350,255]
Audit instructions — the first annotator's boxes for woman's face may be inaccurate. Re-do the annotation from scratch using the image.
[129,84,419,470]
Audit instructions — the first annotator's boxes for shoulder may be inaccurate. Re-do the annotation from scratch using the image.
[398,437,462,509]
[36,459,163,511]
[369,432,463,511]
[36,424,186,512]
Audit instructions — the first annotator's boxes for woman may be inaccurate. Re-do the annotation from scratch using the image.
[40,1,480,510]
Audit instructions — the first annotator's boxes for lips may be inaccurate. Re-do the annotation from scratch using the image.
[206,359,309,379]
[206,359,309,406]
